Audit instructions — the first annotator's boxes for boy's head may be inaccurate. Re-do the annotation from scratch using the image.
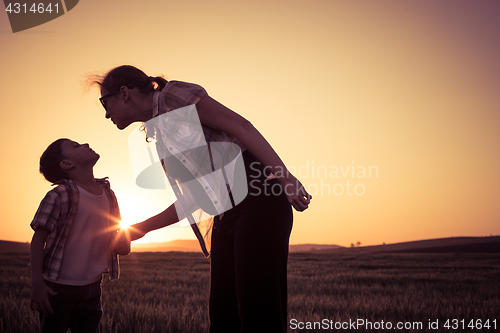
[40,139,100,183]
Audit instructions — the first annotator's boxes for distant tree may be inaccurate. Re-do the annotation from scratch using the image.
[383,242,385,245]
[350,243,355,248]
[356,241,361,247]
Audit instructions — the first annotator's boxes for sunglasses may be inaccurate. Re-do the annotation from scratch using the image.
[99,86,135,110]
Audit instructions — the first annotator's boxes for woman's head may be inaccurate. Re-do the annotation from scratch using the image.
[94,65,167,130]
[99,65,167,96]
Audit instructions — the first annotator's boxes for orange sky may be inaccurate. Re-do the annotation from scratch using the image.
[1,0,499,247]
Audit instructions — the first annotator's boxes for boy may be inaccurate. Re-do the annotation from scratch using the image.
[30,138,130,333]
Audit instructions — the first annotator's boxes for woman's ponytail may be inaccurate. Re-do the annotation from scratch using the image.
[150,76,168,91]
[97,65,168,95]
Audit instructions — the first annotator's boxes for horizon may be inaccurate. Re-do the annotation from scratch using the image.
[3,234,500,249]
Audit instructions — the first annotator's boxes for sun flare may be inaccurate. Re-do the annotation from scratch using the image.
[119,217,135,230]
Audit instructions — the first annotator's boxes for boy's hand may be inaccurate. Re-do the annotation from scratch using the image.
[30,283,57,316]
[113,229,131,255]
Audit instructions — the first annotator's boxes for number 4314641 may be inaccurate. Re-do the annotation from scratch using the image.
[5,3,60,14]
[443,319,497,330]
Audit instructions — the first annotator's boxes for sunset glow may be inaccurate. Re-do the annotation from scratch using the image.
[1,0,499,248]
[119,220,132,230]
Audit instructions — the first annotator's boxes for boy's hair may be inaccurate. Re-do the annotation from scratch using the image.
[39,138,70,183]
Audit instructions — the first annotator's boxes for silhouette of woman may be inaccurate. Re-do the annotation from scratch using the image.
[93,65,311,332]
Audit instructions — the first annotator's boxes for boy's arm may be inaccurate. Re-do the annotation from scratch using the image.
[30,227,57,316]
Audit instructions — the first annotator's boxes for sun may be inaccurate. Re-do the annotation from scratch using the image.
[115,192,151,230]
[119,216,135,230]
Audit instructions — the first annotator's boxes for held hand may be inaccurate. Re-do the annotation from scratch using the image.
[30,283,57,316]
[128,223,147,241]
[278,175,312,212]
[113,229,131,255]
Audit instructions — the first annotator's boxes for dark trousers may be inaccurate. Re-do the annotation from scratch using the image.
[40,278,102,333]
[209,151,293,333]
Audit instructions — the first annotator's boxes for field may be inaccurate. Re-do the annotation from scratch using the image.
[1,251,499,332]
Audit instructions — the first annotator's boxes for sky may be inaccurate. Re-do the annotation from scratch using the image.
[0,0,499,248]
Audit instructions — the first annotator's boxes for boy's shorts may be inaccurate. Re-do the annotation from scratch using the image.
[40,277,103,333]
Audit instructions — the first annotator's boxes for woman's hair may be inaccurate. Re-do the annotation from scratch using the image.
[39,138,70,184]
[93,65,167,95]
[93,65,168,142]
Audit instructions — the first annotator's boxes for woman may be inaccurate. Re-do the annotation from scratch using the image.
[94,65,311,332]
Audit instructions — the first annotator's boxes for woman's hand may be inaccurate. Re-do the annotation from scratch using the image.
[278,174,312,212]
[128,224,147,241]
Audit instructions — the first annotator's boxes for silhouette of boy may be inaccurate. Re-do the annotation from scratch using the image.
[30,138,130,333]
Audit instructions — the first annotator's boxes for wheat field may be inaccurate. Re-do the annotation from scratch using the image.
[1,251,499,332]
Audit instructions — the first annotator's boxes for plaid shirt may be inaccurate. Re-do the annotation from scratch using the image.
[150,81,246,257]
[30,178,121,281]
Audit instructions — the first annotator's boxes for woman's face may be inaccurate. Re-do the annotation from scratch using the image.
[100,88,137,130]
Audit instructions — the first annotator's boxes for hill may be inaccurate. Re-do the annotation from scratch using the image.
[323,236,500,254]
[289,244,342,252]
[132,240,202,252]
[0,240,30,254]
[132,241,343,253]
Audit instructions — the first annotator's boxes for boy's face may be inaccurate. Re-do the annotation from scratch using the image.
[60,140,100,169]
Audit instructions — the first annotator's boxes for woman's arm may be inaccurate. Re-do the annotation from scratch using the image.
[128,201,181,241]
[195,95,312,211]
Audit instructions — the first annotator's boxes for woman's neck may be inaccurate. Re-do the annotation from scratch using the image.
[136,91,156,122]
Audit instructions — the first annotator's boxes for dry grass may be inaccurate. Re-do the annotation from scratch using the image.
[287,252,500,332]
[1,252,499,332]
